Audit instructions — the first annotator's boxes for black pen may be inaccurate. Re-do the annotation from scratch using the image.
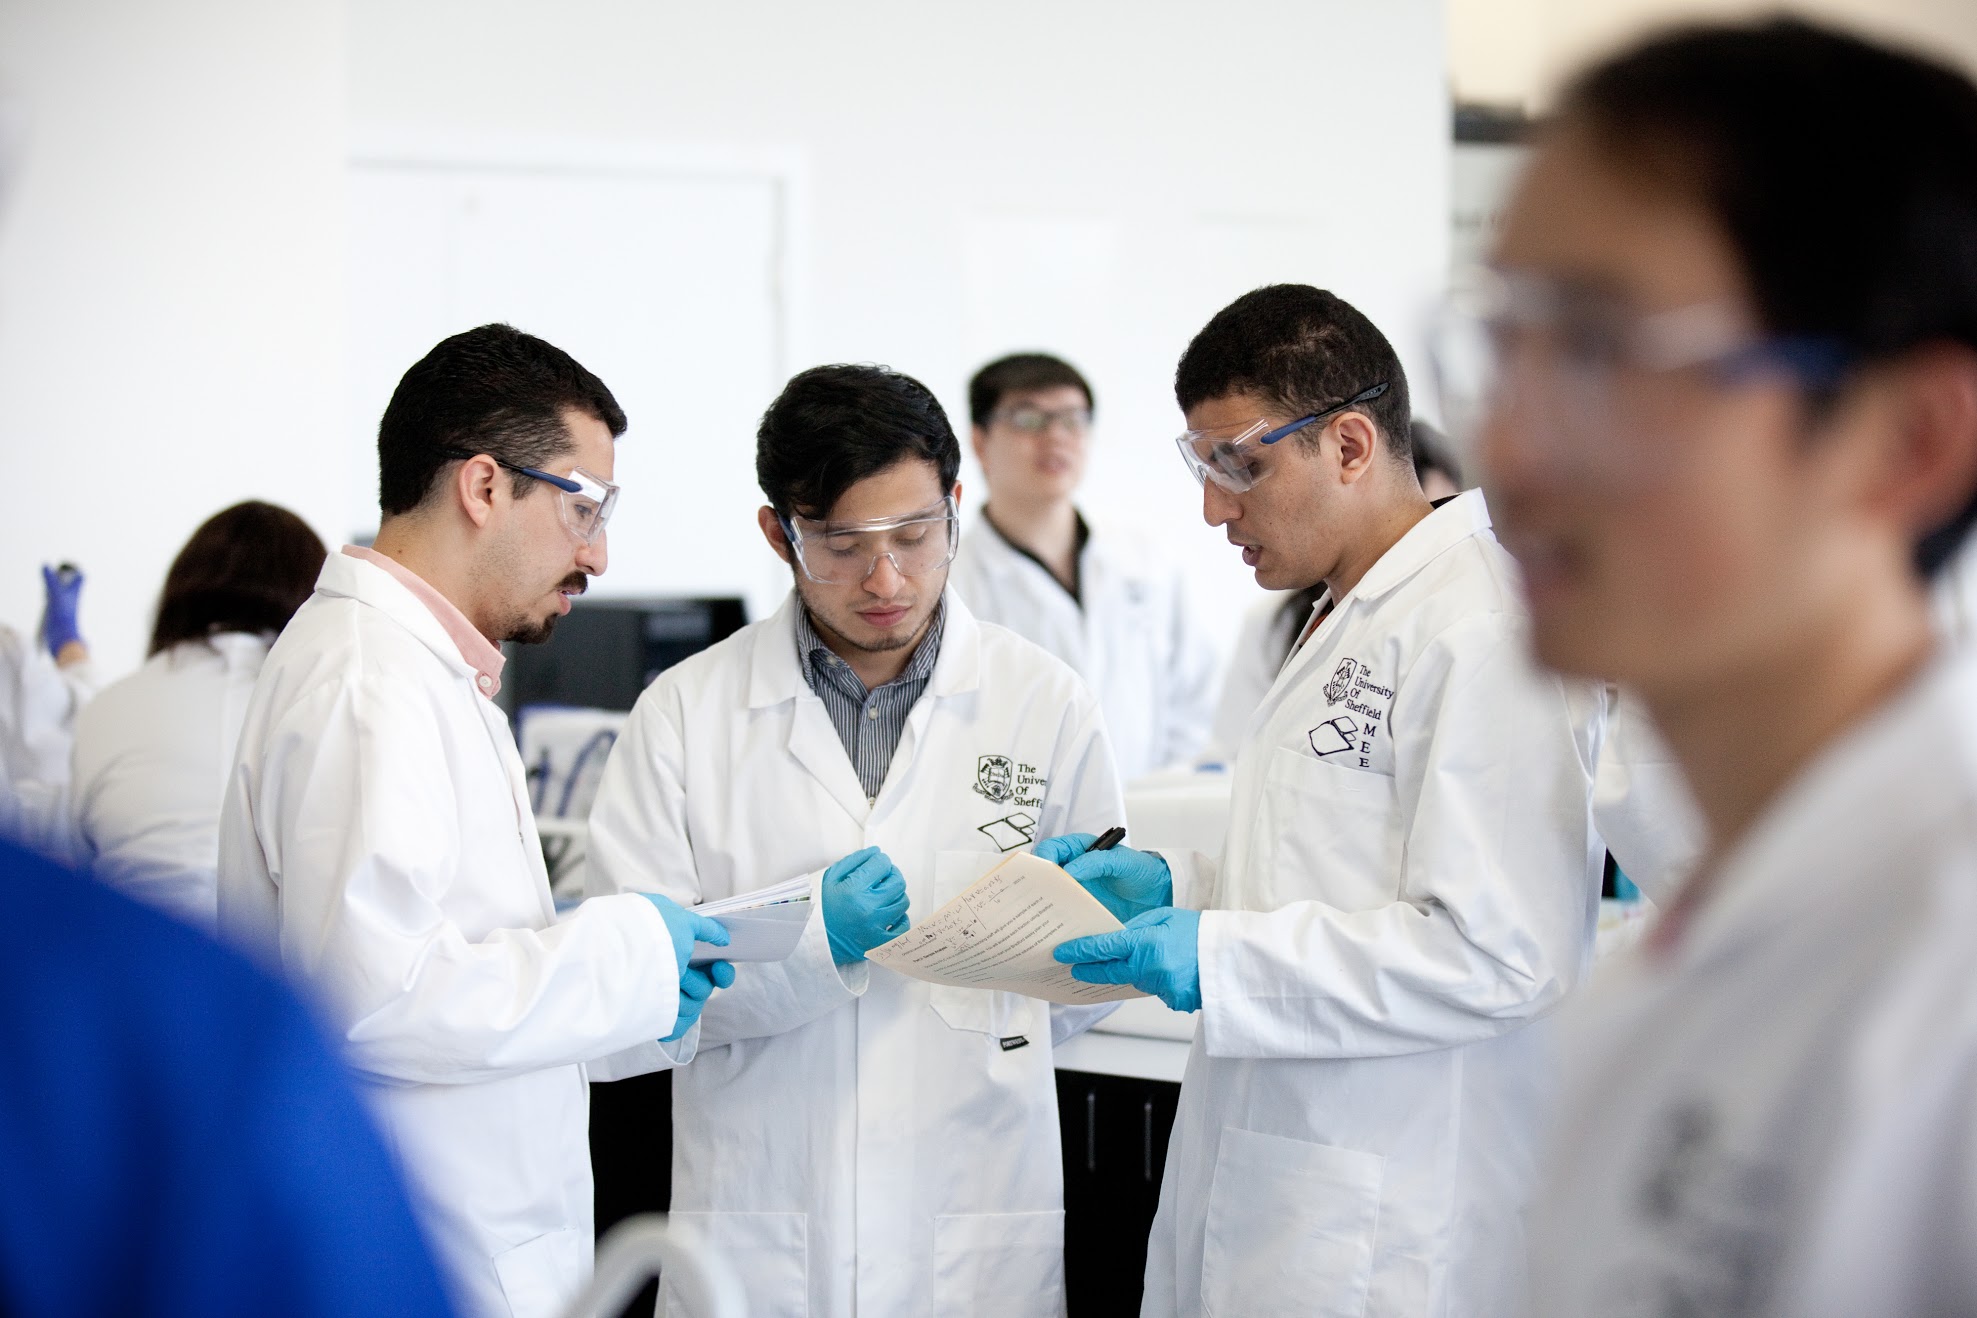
[1090,825,1126,852]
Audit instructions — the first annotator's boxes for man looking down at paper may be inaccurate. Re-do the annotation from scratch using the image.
[584,363,1127,1317]
[1045,286,1606,1316]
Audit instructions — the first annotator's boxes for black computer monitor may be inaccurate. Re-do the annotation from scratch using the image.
[499,596,747,715]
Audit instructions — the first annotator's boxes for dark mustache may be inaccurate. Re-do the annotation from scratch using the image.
[559,574,589,595]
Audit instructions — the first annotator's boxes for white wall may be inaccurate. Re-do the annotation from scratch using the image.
[0,0,1449,678]
[347,0,1452,660]
[0,0,346,675]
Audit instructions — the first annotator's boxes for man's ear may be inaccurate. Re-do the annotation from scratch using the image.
[1872,342,1977,551]
[757,505,795,565]
[970,425,990,471]
[457,454,502,529]
[1333,411,1381,486]
[950,479,964,507]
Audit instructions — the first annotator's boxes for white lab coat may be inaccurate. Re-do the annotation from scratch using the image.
[949,515,1219,780]
[584,591,1126,1318]
[0,624,94,858]
[216,551,687,1318]
[71,632,269,930]
[1145,491,1606,1317]
[1532,649,1977,1317]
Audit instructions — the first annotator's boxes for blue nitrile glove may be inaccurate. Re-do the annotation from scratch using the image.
[1053,907,1203,1013]
[1033,834,1173,924]
[39,564,83,658]
[665,961,737,1042]
[641,893,734,1040]
[821,845,910,965]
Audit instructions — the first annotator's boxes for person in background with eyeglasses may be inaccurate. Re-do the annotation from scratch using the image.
[1449,19,1977,1316]
[1039,285,1608,1316]
[584,362,1128,1317]
[948,353,1220,780]
[216,323,734,1318]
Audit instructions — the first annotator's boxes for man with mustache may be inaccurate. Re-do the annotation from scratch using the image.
[218,323,734,1318]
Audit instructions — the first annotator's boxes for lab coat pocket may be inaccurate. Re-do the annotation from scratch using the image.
[1200,1127,1383,1318]
[491,1226,586,1318]
[931,1209,1067,1318]
[926,849,1045,1042]
[1259,746,1400,911]
[658,1210,807,1317]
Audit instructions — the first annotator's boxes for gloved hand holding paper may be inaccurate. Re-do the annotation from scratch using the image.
[687,878,813,967]
[865,851,1147,1005]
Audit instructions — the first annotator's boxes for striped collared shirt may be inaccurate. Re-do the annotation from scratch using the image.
[795,602,947,801]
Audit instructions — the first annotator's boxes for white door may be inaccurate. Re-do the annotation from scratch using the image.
[346,152,797,620]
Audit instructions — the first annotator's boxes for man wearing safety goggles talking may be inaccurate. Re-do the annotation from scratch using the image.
[1040,285,1608,1317]
[217,323,733,1318]
[584,362,1129,1317]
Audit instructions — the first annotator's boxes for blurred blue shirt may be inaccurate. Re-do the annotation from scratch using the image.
[0,835,457,1317]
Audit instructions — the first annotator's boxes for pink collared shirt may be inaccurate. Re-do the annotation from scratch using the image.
[341,546,506,699]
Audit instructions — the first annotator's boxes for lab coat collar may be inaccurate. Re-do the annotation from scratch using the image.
[340,546,506,697]
[747,588,984,710]
[976,506,1091,604]
[1340,489,1495,607]
[315,551,492,694]
[1666,648,1977,972]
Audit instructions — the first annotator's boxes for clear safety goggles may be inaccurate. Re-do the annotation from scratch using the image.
[1173,383,1390,494]
[444,448,620,545]
[992,404,1093,436]
[778,496,960,584]
[1430,266,1851,488]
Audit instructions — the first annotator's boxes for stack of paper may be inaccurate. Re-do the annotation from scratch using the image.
[689,878,813,967]
[866,852,1146,1004]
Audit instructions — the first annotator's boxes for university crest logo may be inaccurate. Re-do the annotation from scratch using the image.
[974,754,1015,803]
[1323,658,1360,705]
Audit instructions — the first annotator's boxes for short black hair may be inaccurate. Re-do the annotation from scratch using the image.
[1559,18,1977,576]
[1174,285,1412,462]
[376,323,627,518]
[149,502,327,656]
[756,364,961,519]
[969,353,1094,427]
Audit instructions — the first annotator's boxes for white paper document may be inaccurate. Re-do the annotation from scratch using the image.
[690,878,813,967]
[866,852,1146,1004]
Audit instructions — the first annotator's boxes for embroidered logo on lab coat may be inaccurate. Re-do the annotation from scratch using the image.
[974,755,1046,809]
[978,812,1038,852]
[1312,659,1396,769]
[1323,659,1361,704]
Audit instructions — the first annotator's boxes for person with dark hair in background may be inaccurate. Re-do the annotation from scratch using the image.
[70,501,327,930]
[216,324,733,1318]
[585,362,1127,1317]
[1042,286,1607,1315]
[1447,19,1977,1315]
[949,352,1220,780]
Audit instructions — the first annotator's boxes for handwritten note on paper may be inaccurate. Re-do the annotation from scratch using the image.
[866,852,1146,1004]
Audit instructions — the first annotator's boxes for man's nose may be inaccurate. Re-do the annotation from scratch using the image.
[577,528,608,577]
[1203,480,1239,528]
[864,552,905,595]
